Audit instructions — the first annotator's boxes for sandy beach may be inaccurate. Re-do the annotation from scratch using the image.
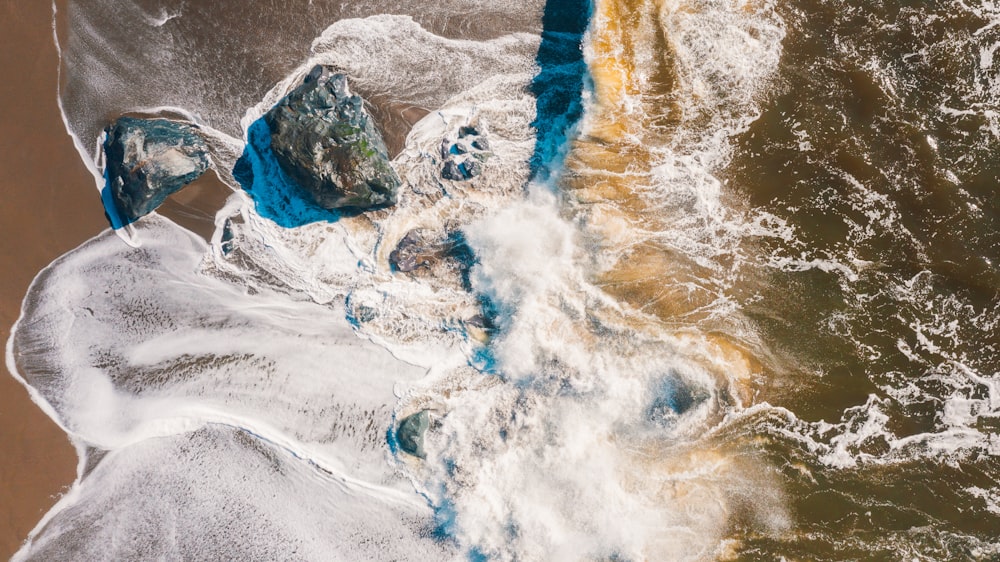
[0,1,106,556]
[0,5,405,555]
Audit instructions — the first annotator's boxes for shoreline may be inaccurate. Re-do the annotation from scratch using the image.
[0,1,107,557]
[0,4,427,554]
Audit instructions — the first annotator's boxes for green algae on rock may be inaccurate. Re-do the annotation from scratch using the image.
[264,65,401,211]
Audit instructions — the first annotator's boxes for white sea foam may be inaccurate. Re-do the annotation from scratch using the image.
[7,215,462,558]
[10,216,432,469]
[16,427,450,561]
[395,187,788,560]
[17,11,546,558]
[568,0,790,325]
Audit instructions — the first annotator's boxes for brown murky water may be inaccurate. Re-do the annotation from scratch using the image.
[722,0,1000,555]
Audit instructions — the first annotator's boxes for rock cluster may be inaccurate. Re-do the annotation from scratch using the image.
[101,67,419,226]
[440,125,490,181]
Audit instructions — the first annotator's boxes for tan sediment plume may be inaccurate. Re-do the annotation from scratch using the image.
[568,0,714,321]
[562,0,768,399]
[542,1,788,553]
[0,1,106,557]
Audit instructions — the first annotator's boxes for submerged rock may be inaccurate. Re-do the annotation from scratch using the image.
[396,410,430,458]
[232,151,254,189]
[389,229,475,276]
[103,117,210,222]
[264,65,400,210]
[647,377,708,428]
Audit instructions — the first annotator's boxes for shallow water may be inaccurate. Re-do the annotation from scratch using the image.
[6,0,999,559]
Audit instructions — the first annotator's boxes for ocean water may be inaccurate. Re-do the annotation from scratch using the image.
[7,0,1000,559]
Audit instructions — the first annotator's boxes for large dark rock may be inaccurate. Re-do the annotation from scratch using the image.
[103,117,210,222]
[396,410,430,458]
[264,65,400,210]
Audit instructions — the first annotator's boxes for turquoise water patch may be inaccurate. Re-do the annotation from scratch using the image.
[235,118,344,228]
[528,0,592,182]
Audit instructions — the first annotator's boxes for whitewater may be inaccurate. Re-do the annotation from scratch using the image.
[7,0,1000,559]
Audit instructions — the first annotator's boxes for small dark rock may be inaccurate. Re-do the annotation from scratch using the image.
[389,229,475,275]
[441,160,466,182]
[396,410,430,458]
[389,230,430,273]
[220,218,235,255]
[441,156,483,181]
[465,314,496,332]
[441,158,482,181]
[459,159,482,179]
[647,377,707,428]
[103,116,210,222]
[353,303,377,324]
[264,65,400,211]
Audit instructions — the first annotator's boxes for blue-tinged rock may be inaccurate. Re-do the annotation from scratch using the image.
[440,124,489,181]
[442,158,484,181]
[103,117,210,222]
[264,65,400,210]
[459,159,483,178]
[441,160,466,181]
[397,410,430,458]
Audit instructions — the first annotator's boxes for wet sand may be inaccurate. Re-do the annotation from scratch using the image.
[0,1,107,557]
